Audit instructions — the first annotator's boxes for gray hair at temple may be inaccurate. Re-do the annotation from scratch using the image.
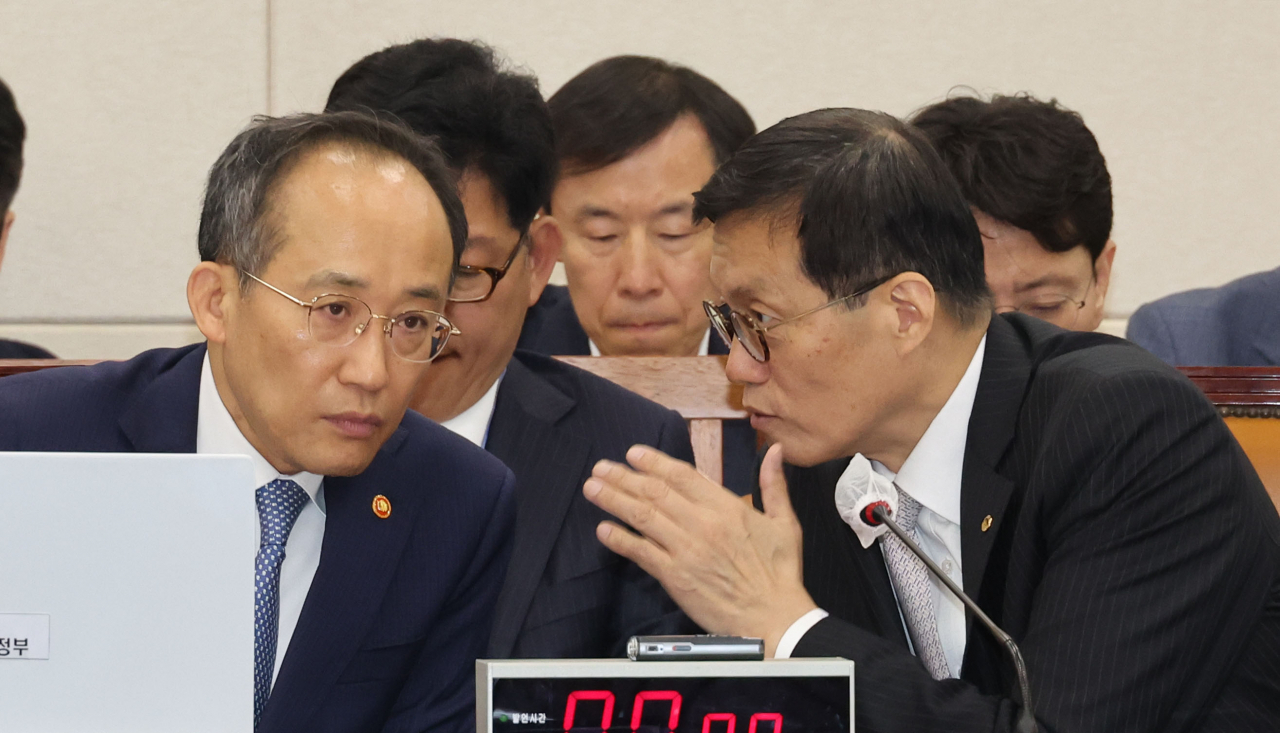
[197,111,468,289]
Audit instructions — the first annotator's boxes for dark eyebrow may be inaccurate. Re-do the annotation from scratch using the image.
[306,270,368,291]
[307,270,442,304]
[406,285,443,302]
[1014,274,1079,293]
[575,206,619,223]
[724,282,764,307]
[656,202,694,217]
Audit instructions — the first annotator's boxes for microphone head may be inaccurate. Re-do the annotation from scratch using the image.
[861,500,890,526]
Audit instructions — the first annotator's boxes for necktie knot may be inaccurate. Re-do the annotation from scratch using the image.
[255,479,309,549]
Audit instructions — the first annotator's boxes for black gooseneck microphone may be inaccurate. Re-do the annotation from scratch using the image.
[863,501,1038,733]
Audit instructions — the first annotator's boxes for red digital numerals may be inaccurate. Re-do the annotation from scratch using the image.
[562,691,782,733]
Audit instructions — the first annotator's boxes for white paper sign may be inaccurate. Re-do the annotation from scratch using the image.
[0,614,50,659]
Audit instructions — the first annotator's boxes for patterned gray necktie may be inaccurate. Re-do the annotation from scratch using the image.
[880,486,951,679]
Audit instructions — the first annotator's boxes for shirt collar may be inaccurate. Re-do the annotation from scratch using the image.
[439,372,504,448]
[589,327,711,357]
[871,335,987,525]
[195,352,325,510]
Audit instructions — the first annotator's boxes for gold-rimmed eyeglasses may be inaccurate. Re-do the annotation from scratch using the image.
[704,274,894,363]
[448,232,529,303]
[244,272,460,363]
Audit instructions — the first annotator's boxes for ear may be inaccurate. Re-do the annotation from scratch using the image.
[883,272,937,356]
[0,210,14,273]
[525,212,563,307]
[187,262,239,345]
[1093,239,1117,304]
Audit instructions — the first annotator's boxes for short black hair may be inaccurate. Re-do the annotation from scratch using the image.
[548,55,755,175]
[694,108,991,327]
[0,77,24,216]
[199,111,467,287]
[326,38,555,233]
[911,93,1113,261]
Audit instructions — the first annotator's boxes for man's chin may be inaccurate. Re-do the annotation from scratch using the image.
[762,430,843,469]
[298,449,379,477]
[292,432,387,477]
[597,326,683,356]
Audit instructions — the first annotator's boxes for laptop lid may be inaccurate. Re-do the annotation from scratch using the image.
[0,452,256,732]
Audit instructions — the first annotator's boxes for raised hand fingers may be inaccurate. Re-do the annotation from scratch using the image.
[584,464,687,550]
[624,444,730,503]
[594,520,673,579]
[757,443,798,522]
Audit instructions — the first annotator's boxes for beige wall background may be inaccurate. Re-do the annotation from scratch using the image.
[1,0,1276,358]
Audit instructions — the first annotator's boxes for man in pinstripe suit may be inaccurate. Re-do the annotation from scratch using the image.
[585,108,1280,732]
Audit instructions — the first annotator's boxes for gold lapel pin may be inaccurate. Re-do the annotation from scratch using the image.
[981,515,993,532]
[372,494,392,519]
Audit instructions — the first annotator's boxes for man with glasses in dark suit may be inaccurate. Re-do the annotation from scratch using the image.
[326,39,696,659]
[583,108,1280,732]
[0,112,515,733]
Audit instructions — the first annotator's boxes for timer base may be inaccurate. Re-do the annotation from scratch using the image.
[478,658,855,733]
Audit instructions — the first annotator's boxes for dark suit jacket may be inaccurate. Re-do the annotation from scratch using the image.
[518,285,758,494]
[0,344,516,733]
[779,314,1280,733]
[1126,266,1280,366]
[0,337,55,358]
[486,350,697,658]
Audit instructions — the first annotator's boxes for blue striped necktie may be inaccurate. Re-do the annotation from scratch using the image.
[253,478,309,729]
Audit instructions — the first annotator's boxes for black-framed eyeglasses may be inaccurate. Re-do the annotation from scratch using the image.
[448,232,529,303]
[704,275,894,363]
[244,272,460,363]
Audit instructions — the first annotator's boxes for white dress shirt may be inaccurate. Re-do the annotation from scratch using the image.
[589,327,711,357]
[775,336,987,675]
[439,374,504,448]
[195,354,325,686]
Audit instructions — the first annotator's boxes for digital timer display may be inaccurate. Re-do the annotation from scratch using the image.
[491,676,849,733]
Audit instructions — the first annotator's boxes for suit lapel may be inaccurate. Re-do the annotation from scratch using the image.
[483,357,589,658]
[117,343,206,453]
[260,431,417,729]
[960,317,1032,601]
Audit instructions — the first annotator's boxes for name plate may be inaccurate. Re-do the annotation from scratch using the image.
[0,614,50,660]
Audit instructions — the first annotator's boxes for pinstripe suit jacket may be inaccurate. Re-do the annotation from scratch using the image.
[784,314,1280,733]
[485,350,697,658]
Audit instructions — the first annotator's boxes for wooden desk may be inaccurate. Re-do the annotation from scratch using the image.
[1180,367,1280,511]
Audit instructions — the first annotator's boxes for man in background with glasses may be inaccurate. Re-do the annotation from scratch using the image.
[912,93,1116,332]
[582,108,1280,732]
[327,39,697,659]
[0,112,515,733]
[515,55,760,495]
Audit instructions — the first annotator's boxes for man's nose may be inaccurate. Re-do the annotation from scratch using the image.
[615,235,664,299]
[337,318,392,392]
[723,336,769,385]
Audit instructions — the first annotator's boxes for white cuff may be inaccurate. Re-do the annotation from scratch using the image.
[772,608,829,658]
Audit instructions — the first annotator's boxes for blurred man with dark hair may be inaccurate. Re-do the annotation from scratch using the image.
[582,108,1280,732]
[912,93,1115,332]
[0,76,55,358]
[518,55,758,493]
[327,39,696,658]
